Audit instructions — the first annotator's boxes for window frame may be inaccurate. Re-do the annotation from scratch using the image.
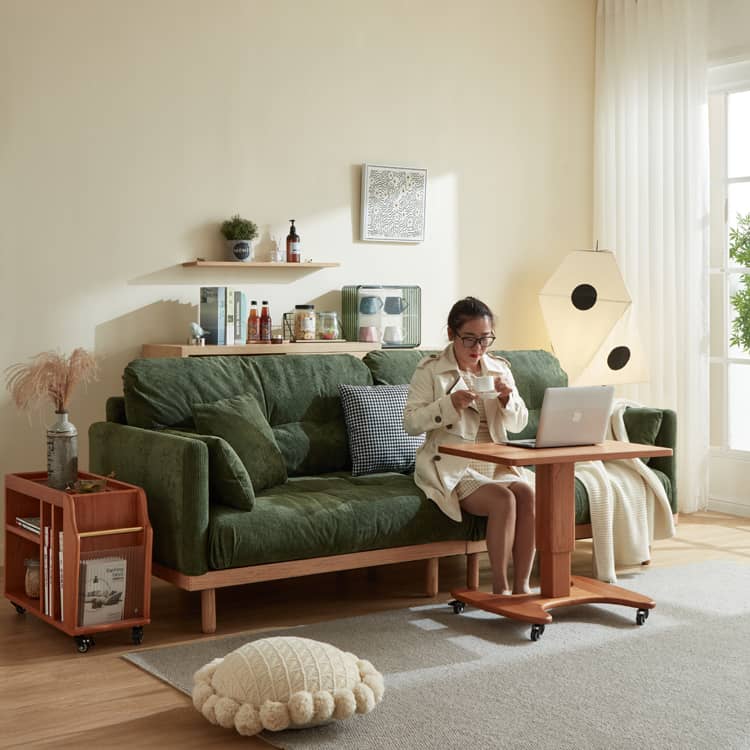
[709,66,750,459]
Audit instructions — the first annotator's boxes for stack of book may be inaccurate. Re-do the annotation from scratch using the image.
[199,287,249,345]
[16,516,40,534]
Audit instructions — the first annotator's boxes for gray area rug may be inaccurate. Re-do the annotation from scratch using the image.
[123,561,750,750]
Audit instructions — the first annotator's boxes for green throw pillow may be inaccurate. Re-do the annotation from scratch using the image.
[164,430,255,511]
[192,393,288,492]
[623,407,664,465]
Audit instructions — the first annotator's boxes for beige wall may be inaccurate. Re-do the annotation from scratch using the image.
[709,0,750,63]
[0,1,595,538]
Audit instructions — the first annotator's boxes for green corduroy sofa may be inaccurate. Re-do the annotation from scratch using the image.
[89,349,677,632]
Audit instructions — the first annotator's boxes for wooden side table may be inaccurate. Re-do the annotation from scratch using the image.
[438,440,672,641]
[4,471,153,652]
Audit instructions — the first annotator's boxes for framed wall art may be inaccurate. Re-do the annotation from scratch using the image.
[360,163,427,242]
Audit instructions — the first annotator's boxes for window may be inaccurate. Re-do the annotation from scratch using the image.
[709,86,750,453]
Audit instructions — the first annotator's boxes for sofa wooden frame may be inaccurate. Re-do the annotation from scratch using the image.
[154,526,599,633]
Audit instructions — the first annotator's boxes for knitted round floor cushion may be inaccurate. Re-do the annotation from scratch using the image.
[192,636,385,736]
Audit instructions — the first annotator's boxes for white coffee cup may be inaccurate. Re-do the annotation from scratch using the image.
[474,375,495,393]
[383,325,403,344]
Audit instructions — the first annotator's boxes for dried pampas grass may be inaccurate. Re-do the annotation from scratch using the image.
[5,348,98,413]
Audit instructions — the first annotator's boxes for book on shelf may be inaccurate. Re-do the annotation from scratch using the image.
[43,526,49,615]
[58,531,64,622]
[199,286,227,346]
[16,516,40,534]
[78,557,127,627]
[199,287,251,346]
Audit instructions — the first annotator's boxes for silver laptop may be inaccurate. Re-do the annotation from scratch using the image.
[504,385,615,449]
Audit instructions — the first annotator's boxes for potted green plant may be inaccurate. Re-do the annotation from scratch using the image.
[730,213,750,353]
[220,214,259,262]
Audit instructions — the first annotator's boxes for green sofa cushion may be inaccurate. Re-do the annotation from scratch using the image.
[192,393,287,493]
[622,407,664,465]
[207,472,485,569]
[163,429,255,511]
[123,356,264,430]
[249,354,373,476]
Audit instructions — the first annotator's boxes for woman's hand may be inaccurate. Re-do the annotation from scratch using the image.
[450,389,477,411]
[494,376,513,407]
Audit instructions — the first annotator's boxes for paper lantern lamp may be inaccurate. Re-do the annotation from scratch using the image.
[538,249,647,386]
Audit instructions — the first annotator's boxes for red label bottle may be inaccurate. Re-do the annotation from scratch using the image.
[246,300,259,343]
[260,300,272,341]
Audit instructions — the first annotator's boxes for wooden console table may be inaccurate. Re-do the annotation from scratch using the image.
[438,439,672,641]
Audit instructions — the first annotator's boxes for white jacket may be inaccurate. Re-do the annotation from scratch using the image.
[403,344,529,522]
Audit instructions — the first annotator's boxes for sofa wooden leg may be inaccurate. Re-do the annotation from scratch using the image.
[467,552,480,590]
[425,558,439,597]
[201,589,216,634]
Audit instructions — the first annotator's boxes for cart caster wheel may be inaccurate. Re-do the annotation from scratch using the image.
[635,608,650,626]
[131,626,144,645]
[449,600,465,614]
[75,636,95,653]
[530,624,545,641]
[12,603,26,615]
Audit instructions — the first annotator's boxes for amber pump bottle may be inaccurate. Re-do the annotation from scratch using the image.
[286,220,301,263]
[260,300,272,341]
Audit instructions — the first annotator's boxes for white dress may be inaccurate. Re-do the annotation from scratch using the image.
[455,370,522,500]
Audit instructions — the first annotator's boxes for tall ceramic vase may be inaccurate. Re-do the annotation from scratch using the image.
[47,411,78,490]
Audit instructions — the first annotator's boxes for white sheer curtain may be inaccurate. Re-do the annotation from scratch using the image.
[594,0,710,513]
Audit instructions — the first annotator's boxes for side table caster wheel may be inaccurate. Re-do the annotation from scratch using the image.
[75,636,95,653]
[12,603,26,615]
[131,626,144,645]
[635,608,650,626]
[530,624,545,642]
[449,600,466,614]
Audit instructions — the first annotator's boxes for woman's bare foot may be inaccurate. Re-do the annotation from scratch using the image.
[512,584,531,595]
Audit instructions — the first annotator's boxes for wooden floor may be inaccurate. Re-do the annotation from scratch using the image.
[2,511,749,749]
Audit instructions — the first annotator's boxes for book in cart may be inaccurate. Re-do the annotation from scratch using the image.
[79,556,127,626]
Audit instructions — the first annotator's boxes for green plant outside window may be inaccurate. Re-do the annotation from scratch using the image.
[729,213,750,353]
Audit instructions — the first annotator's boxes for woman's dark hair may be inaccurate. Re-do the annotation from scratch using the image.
[447,296,494,333]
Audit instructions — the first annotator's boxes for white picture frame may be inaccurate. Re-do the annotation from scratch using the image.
[360,163,427,242]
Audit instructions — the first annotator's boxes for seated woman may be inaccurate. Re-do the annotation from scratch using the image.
[403,296,535,595]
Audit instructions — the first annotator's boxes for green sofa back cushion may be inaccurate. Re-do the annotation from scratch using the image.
[163,429,255,511]
[123,356,264,429]
[249,354,373,476]
[362,348,567,440]
[622,407,664,465]
[192,393,287,492]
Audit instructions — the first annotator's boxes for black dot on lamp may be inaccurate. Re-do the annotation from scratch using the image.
[571,284,597,311]
[607,346,631,370]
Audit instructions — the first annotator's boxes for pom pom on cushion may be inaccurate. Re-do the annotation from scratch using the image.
[339,383,425,476]
[192,636,384,736]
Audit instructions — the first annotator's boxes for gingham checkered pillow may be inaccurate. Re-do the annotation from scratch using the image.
[339,384,425,476]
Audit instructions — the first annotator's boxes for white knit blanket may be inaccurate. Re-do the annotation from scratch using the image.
[574,399,676,582]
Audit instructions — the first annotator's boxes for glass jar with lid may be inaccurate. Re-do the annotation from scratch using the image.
[293,304,316,340]
[24,558,40,599]
[317,311,341,340]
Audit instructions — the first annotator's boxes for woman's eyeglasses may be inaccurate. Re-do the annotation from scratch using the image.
[457,334,496,349]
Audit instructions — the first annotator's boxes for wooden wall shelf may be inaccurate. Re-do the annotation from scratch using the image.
[182,261,340,268]
[142,341,379,358]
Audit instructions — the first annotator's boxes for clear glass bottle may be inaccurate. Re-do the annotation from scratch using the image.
[247,300,259,342]
[286,219,301,263]
[260,300,272,341]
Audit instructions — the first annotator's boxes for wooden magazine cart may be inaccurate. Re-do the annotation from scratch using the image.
[4,471,152,652]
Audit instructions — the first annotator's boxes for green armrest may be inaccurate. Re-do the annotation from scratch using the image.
[89,421,211,575]
[622,407,677,512]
